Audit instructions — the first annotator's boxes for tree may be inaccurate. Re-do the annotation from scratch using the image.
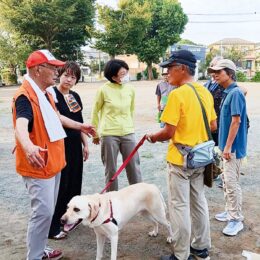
[0,30,32,84]
[178,39,199,45]
[95,0,187,79]
[93,0,151,58]
[223,47,244,67]
[132,0,187,79]
[0,0,95,60]
[198,48,220,78]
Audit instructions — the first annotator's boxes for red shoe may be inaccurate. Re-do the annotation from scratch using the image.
[42,246,63,259]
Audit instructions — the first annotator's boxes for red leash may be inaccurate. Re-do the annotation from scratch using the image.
[100,135,146,194]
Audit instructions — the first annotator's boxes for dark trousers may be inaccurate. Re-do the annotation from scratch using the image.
[49,137,83,237]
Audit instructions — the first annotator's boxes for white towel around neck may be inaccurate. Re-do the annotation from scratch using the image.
[24,74,66,142]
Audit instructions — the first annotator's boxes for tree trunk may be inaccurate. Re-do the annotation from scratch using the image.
[43,35,53,51]
[147,63,154,80]
[110,54,115,59]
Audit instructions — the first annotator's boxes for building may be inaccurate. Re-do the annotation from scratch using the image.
[81,47,148,80]
[208,38,255,56]
[255,44,260,72]
[170,44,207,62]
[170,43,207,79]
[208,38,257,77]
[115,54,147,80]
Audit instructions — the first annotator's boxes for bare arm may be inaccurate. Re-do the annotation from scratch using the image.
[157,95,161,111]
[60,115,96,137]
[210,119,217,132]
[81,132,89,161]
[146,123,176,143]
[15,118,47,168]
[222,116,240,160]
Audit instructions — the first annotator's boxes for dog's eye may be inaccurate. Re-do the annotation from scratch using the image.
[74,207,80,212]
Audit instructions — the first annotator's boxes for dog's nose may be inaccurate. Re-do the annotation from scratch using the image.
[60,218,66,225]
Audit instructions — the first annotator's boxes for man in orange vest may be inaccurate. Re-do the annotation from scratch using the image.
[12,50,96,260]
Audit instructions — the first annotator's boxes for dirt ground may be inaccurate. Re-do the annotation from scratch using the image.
[0,80,260,260]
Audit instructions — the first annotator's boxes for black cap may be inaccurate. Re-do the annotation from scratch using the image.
[160,50,197,69]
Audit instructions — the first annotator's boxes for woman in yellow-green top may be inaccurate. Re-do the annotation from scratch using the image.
[91,59,142,191]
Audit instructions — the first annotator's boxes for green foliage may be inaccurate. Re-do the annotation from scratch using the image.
[202,49,222,77]
[251,71,260,82]
[178,39,198,45]
[89,60,105,74]
[205,49,221,68]
[93,0,151,58]
[143,67,159,79]
[0,31,32,70]
[95,0,187,79]
[136,72,142,80]
[0,0,95,60]
[223,47,244,67]
[133,0,188,71]
[1,68,17,85]
[236,71,247,82]
[207,47,244,68]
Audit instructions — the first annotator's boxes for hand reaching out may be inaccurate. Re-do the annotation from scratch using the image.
[81,124,96,137]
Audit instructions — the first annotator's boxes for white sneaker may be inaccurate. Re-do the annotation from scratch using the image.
[215,211,228,222]
[222,220,244,236]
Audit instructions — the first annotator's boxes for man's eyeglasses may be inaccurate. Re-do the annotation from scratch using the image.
[39,64,58,72]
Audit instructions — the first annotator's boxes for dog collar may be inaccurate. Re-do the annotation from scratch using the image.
[90,203,101,223]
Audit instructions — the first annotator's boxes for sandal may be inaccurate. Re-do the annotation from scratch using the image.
[50,231,68,240]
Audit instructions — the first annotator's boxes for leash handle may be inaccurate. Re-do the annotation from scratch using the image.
[100,135,146,194]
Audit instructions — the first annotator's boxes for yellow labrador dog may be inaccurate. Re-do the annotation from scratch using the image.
[61,183,173,260]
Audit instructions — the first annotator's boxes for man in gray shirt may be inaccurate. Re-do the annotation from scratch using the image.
[155,72,175,127]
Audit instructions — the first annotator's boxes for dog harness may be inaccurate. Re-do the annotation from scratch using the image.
[91,200,118,226]
[103,200,118,226]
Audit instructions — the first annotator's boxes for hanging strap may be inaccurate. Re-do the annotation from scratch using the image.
[186,83,213,141]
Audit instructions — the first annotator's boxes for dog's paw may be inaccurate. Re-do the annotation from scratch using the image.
[166,236,173,243]
[148,230,158,237]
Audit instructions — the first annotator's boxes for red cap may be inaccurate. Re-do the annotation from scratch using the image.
[26,49,65,68]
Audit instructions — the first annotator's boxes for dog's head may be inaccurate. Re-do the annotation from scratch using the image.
[61,195,100,232]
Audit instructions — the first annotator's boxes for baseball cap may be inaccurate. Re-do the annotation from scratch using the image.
[26,49,65,68]
[208,59,236,73]
[159,50,197,69]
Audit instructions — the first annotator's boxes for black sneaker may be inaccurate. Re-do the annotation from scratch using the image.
[161,254,195,260]
[161,254,178,260]
[190,246,209,259]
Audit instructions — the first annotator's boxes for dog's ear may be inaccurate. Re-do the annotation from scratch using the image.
[88,201,100,220]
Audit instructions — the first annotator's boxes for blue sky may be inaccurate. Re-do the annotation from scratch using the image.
[96,0,260,45]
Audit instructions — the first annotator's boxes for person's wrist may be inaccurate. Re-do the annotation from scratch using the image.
[79,123,84,131]
[147,134,156,143]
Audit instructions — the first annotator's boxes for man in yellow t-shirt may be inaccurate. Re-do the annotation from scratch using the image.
[146,50,217,260]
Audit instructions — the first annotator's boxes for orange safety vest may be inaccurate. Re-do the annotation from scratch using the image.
[12,80,66,179]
